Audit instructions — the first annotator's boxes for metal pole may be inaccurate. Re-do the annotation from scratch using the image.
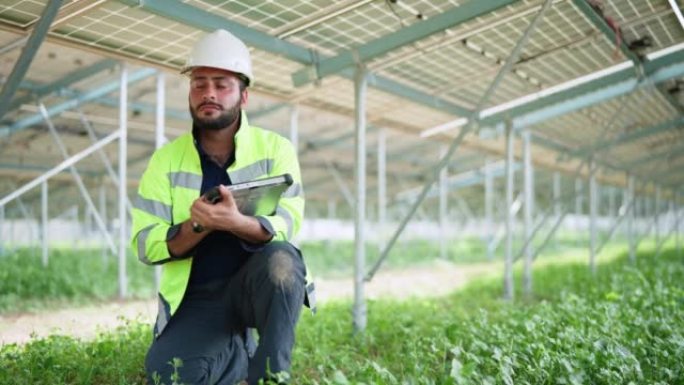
[353,66,367,334]
[628,176,636,262]
[41,181,48,267]
[377,128,387,251]
[589,162,597,274]
[118,64,128,299]
[485,158,494,259]
[290,104,299,154]
[654,207,684,259]
[439,146,448,260]
[99,181,108,263]
[79,112,133,214]
[0,204,4,255]
[553,172,561,218]
[0,131,121,207]
[608,185,616,218]
[575,178,583,240]
[154,71,165,292]
[522,131,533,296]
[655,185,661,243]
[39,104,117,254]
[365,0,553,281]
[504,121,514,301]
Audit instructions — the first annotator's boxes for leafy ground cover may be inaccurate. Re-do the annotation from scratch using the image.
[1,242,681,384]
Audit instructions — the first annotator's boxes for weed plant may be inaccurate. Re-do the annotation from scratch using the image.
[1,244,682,384]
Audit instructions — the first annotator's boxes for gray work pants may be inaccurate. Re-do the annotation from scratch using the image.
[145,241,306,385]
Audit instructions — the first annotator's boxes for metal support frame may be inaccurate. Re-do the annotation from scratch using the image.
[0,0,63,121]
[504,121,515,301]
[39,104,117,255]
[0,204,4,255]
[485,158,494,260]
[353,67,368,334]
[0,68,157,138]
[377,128,387,251]
[553,172,561,217]
[366,0,553,282]
[593,187,638,257]
[291,0,516,87]
[589,161,597,274]
[654,206,684,258]
[121,0,472,118]
[326,162,355,209]
[41,181,48,267]
[99,181,108,262]
[522,131,533,295]
[289,104,299,154]
[439,146,448,260]
[575,178,583,235]
[655,185,661,242]
[118,64,128,299]
[79,112,133,213]
[628,176,636,262]
[154,71,166,290]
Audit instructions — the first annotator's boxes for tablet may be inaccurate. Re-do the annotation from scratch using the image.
[205,173,293,216]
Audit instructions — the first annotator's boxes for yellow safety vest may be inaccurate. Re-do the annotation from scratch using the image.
[131,111,307,337]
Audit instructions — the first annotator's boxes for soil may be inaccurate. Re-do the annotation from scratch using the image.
[0,260,499,345]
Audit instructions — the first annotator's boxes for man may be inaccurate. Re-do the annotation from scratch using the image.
[131,29,312,385]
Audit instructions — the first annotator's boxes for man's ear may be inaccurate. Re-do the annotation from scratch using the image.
[240,89,249,107]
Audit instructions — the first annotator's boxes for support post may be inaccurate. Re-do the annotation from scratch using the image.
[504,121,514,301]
[118,64,128,299]
[608,185,616,218]
[485,158,494,259]
[522,131,533,296]
[353,66,367,334]
[290,104,299,154]
[439,146,448,260]
[377,128,387,251]
[589,161,597,274]
[655,185,661,243]
[99,181,108,263]
[39,104,117,253]
[154,71,166,291]
[41,181,48,267]
[575,178,583,240]
[628,176,636,262]
[0,204,4,255]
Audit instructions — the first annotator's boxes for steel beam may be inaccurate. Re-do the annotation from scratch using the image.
[41,181,48,267]
[0,67,157,138]
[439,146,448,260]
[366,0,551,281]
[0,131,121,207]
[628,176,636,262]
[589,162,597,274]
[478,47,684,130]
[119,0,472,118]
[569,116,684,158]
[40,104,117,254]
[8,59,117,114]
[118,64,128,299]
[504,122,514,301]
[485,158,494,260]
[377,129,387,251]
[292,0,517,87]
[522,131,533,295]
[353,67,367,334]
[0,0,63,121]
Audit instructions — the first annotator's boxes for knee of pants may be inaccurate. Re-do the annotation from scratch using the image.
[252,241,306,290]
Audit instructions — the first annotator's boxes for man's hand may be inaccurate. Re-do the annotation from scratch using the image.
[191,185,243,232]
[191,185,273,244]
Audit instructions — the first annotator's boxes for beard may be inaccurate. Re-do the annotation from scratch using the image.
[190,98,241,131]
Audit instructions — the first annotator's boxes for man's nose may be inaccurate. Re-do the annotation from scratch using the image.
[201,85,217,100]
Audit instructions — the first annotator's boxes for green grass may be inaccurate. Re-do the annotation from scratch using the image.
[0,248,155,314]
[1,243,682,384]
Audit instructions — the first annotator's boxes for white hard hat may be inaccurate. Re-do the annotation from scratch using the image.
[182,29,253,86]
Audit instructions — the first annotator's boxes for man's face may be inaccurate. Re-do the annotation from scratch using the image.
[188,67,248,131]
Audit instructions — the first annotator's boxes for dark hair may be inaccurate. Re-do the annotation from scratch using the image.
[237,74,249,91]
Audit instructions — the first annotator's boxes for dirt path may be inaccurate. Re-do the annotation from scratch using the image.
[0,260,499,345]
